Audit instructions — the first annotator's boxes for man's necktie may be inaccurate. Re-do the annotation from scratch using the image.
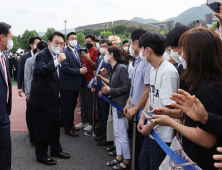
[1,54,9,103]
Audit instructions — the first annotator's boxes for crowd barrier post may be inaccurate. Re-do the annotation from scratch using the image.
[85,92,96,137]
[131,114,137,170]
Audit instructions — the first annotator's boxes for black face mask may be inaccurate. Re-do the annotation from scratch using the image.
[86,43,93,49]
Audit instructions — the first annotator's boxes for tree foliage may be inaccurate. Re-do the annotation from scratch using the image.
[113,24,127,35]
[175,22,181,26]
[20,30,39,51]
[99,31,113,39]
[127,26,137,33]
[76,32,85,47]
[11,36,19,53]
[41,28,55,41]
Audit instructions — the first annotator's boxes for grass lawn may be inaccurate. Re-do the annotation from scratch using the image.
[10,78,17,86]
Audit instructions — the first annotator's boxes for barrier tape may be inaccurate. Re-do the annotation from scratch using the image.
[100,94,197,170]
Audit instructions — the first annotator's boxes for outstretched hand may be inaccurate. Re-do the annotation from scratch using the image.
[102,82,110,95]
[170,89,208,124]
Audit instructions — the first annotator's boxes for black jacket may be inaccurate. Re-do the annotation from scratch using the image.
[30,47,60,111]
[17,51,32,91]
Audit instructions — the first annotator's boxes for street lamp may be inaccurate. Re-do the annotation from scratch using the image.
[64,20,67,35]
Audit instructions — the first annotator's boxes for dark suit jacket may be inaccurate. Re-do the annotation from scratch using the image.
[91,55,111,91]
[30,48,60,111]
[109,63,130,118]
[0,53,12,120]
[61,47,85,91]
[17,51,32,91]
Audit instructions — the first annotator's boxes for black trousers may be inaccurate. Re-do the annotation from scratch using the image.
[32,102,62,160]
[26,101,30,131]
[80,87,93,125]
[63,90,79,131]
[97,96,109,136]
[0,111,11,170]
[29,105,35,143]
[13,70,17,81]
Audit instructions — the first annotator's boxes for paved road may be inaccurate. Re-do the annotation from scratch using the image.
[11,131,113,170]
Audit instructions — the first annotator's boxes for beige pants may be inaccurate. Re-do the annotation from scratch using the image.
[106,105,115,145]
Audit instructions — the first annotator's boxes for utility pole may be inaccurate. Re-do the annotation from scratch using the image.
[64,20,67,35]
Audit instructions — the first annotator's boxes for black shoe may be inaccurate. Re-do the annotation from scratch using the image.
[50,152,70,159]
[97,139,113,146]
[96,131,102,137]
[94,135,105,141]
[37,157,57,165]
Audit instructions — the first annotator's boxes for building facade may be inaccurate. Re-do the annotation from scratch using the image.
[75,19,174,32]
[205,13,217,28]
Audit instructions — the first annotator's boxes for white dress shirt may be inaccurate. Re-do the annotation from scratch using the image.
[0,51,7,71]
[48,47,60,69]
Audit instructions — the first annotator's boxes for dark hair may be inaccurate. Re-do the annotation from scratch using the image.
[123,40,129,45]
[100,39,108,45]
[179,27,222,92]
[48,31,65,42]
[139,31,165,56]
[85,34,96,41]
[0,22,11,36]
[66,32,76,40]
[131,28,147,42]
[29,36,41,50]
[107,46,128,65]
[37,40,48,51]
[166,24,194,47]
[107,40,113,46]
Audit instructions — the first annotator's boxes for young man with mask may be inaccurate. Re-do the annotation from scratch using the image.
[30,31,70,165]
[166,24,194,92]
[17,36,41,135]
[138,32,179,170]
[0,22,13,170]
[123,28,152,170]
[75,34,99,130]
[91,39,111,145]
[61,32,87,137]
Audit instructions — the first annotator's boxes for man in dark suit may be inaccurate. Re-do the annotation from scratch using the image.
[0,22,13,170]
[61,32,87,136]
[91,39,111,146]
[30,31,70,165]
[17,36,41,134]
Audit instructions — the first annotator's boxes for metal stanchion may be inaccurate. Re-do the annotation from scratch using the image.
[85,92,96,137]
[131,115,137,170]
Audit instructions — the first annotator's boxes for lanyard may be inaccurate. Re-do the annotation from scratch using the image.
[149,59,164,110]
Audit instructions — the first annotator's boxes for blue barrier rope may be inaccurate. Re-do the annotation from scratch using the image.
[100,94,197,170]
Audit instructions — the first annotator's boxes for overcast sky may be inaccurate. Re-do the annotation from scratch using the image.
[1,0,206,36]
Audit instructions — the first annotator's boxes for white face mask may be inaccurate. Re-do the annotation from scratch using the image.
[70,40,77,48]
[34,45,37,49]
[129,45,137,57]
[51,44,61,55]
[170,49,181,63]
[140,49,148,63]
[5,38,14,51]
[100,48,107,55]
[163,52,170,61]
[123,46,128,51]
[104,55,109,64]
[96,42,100,49]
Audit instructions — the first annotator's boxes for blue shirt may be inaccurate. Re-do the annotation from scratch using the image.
[130,55,152,116]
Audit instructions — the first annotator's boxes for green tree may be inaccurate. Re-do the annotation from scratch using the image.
[113,24,127,35]
[119,34,128,47]
[175,22,181,26]
[212,22,217,30]
[99,31,113,39]
[82,29,94,36]
[41,28,56,41]
[20,30,39,51]
[160,30,165,34]
[11,36,19,53]
[126,26,137,33]
[77,32,85,47]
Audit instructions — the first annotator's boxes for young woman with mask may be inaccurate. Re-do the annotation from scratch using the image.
[101,46,131,169]
[152,27,222,170]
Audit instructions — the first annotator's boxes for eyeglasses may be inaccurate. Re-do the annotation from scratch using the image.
[53,41,65,47]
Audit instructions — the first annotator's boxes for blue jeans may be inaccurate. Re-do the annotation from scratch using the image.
[139,136,170,170]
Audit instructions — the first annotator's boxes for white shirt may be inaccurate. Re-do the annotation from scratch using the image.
[148,60,179,143]
[0,51,6,71]
[128,60,134,80]
[48,47,60,68]
[31,50,34,56]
